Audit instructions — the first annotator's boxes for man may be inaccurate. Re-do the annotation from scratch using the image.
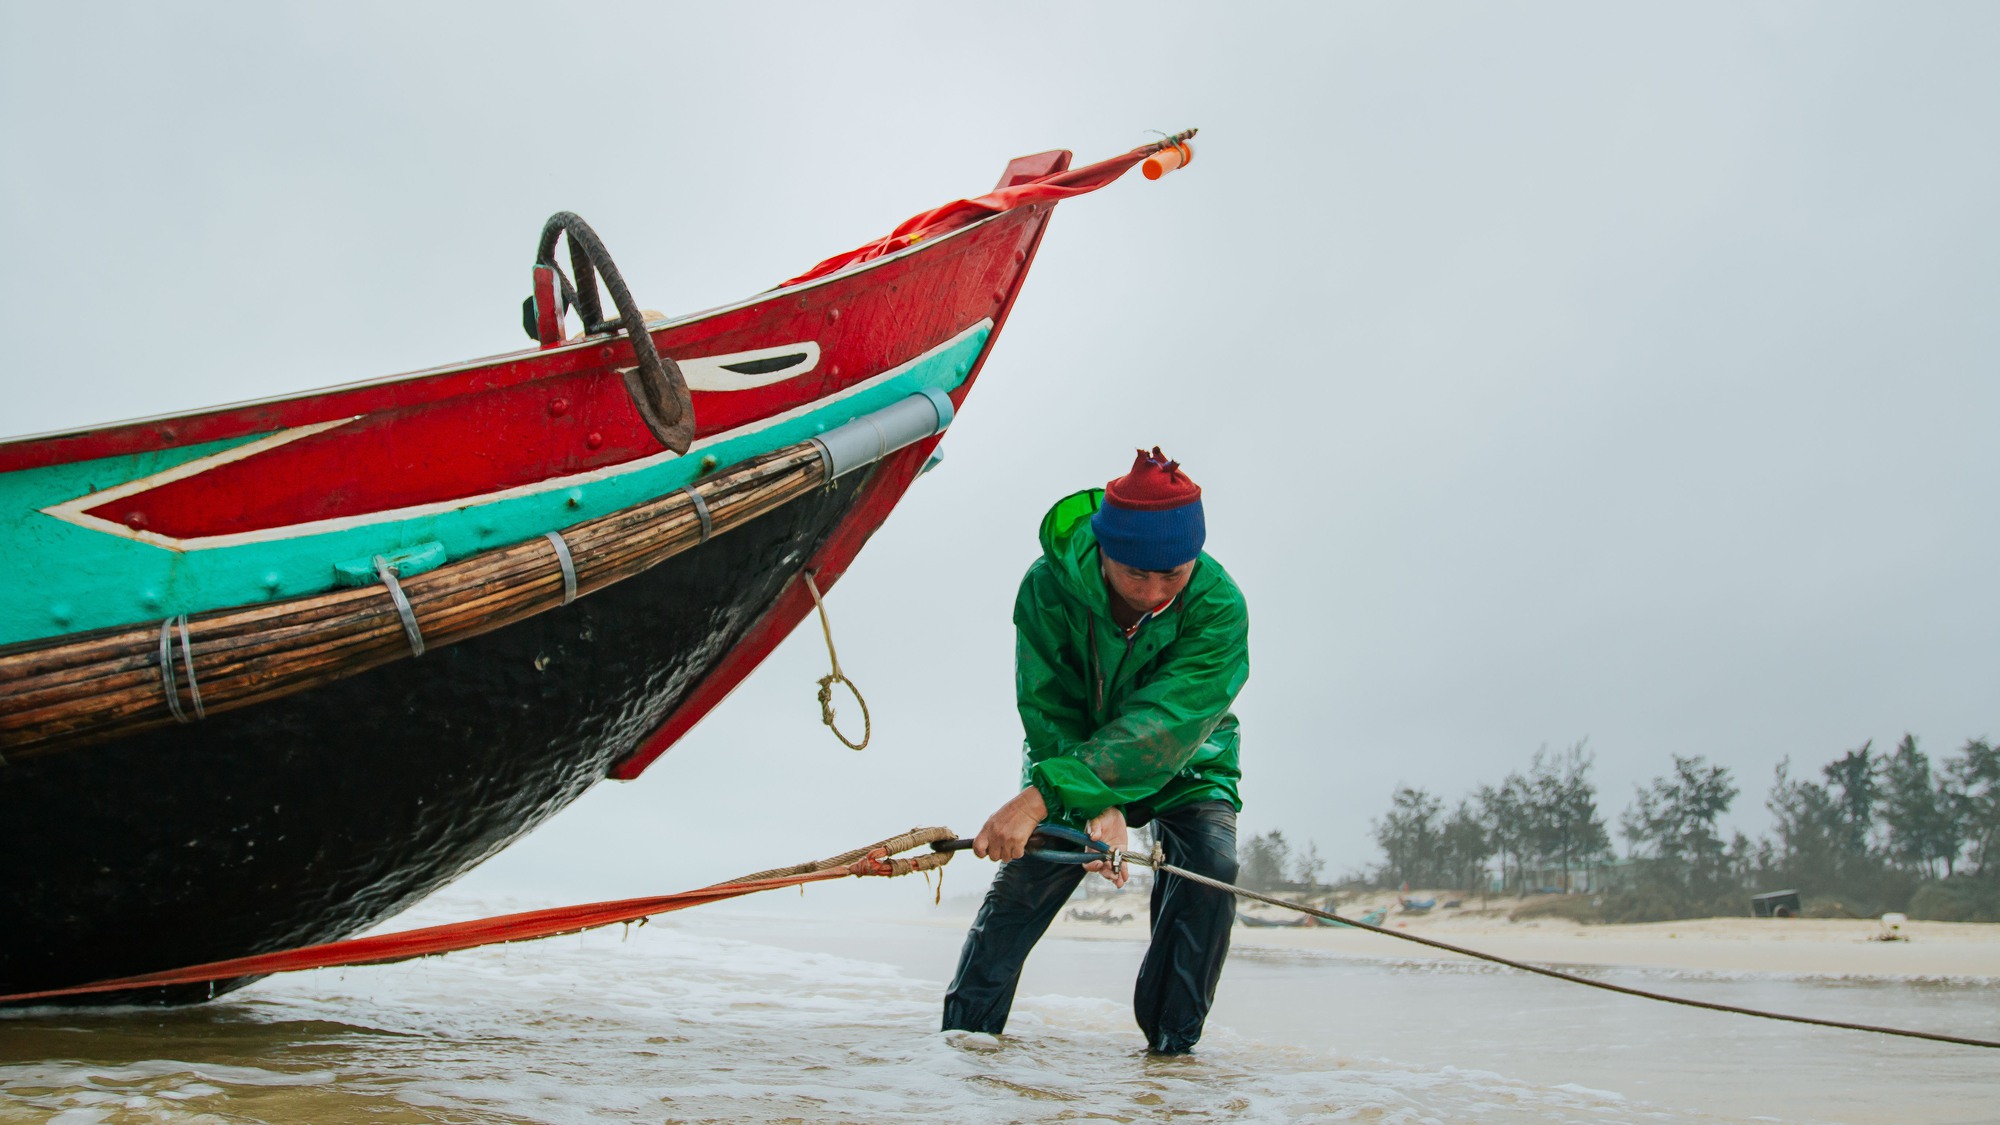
[943,447,1250,1055]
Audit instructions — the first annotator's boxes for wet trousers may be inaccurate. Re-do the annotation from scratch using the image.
[941,800,1239,1054]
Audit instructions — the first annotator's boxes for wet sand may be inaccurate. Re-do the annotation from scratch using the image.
[7,889,1995,1124]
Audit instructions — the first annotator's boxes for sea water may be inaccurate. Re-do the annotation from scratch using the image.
[2,890,1994,1125]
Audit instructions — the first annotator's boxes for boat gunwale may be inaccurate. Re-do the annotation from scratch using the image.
[0,208,1020,452]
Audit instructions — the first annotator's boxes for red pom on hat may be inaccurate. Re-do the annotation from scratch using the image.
[1104,447,1202,512]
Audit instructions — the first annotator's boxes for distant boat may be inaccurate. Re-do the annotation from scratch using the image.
[1237,907,1391,929]
[1400,897,1437,914]
[1067,907,1135,925]
[1322,908,1389,928]
[1237,911,1319,929]
[1,133,1196,1006]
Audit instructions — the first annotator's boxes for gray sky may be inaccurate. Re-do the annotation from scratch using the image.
[4,3,1995,897]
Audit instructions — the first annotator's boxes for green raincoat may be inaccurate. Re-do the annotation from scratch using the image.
[1016,488,1250,826]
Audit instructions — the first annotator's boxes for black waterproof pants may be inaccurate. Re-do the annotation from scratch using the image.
[942,800,1239,1054]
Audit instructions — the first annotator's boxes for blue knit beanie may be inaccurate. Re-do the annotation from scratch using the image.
[1090,447,1205,570]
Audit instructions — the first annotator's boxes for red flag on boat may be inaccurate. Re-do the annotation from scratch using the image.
[782,133,1195,287]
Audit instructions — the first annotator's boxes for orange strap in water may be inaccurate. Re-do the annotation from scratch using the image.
[2,828,954,1005]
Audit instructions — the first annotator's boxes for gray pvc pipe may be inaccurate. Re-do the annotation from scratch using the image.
[808,387,955,480]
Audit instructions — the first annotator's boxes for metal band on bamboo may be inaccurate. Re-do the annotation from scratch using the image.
[177,615,205,721]
[545,531,579,606]
[157,617,191,724]
[681,486,714,543]
[374,556,427,657]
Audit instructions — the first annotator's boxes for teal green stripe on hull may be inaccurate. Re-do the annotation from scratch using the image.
[0,328,984,648]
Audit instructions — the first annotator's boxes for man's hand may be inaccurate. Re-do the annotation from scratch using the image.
[1084,806,1130,887]
[973,786,1048,861]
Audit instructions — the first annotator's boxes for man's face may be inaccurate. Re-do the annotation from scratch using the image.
[1101,557,1195,615]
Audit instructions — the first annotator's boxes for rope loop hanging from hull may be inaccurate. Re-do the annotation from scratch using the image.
[802,570,870,751]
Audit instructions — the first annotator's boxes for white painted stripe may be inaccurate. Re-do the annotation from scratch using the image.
[678,341,820,392]
[44,320,989,552]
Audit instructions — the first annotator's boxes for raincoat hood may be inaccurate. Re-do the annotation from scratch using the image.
[1015,489,1249,825]
[1036,488,1227,617]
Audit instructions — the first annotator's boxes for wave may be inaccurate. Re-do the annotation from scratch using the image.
[1,894,1960,1123]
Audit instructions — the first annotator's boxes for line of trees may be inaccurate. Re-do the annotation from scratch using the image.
[1372,743,1610,895]
[1367,735,2000,922]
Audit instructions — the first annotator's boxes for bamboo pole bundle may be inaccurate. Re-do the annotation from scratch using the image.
[0,442,830,761]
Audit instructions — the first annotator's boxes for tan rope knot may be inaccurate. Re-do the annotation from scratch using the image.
[726,826,955,884]
[846,846,954,878]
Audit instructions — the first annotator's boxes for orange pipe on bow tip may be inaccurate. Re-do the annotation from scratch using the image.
[1142,140,1193,180]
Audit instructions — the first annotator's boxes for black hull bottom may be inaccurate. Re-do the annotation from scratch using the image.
[1,474,866,1005]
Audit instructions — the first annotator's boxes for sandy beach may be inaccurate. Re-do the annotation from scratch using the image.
[953,893,2000,979]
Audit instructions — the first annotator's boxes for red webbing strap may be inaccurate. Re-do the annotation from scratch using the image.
[3,862,911,1005]
[779,145,1157,287]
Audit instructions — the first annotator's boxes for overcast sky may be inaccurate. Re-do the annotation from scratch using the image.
[4,3,1994,900]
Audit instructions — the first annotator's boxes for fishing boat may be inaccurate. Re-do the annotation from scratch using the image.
[1066,907,1136,925]
[1236,911,1319,929]
[0,132,1197,1005]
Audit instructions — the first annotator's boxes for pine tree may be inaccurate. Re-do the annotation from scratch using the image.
[1373,786,1443,887]
[1238,830,1292,891]
[1882,735,1963,878]
[1291,841,1326,887]
[1477,776,1529,894]
[1823,742,1882,859]
[1437,800,1494,893]
[1526,742,1610,891]
[1767,756,1844,890]
[1616,752,1728,876]
[1946,738,2000,876]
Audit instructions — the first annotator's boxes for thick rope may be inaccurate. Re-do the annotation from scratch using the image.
[802,571,870,751]
[0,829,956,1006]
[728,826,953,882]
[1113,848,2000,1051]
